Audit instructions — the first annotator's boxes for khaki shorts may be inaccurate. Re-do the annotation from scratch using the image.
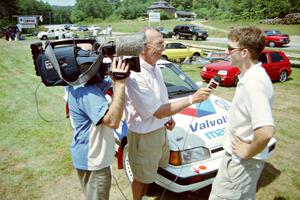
[128,127,169,184]
[77,167,111,200]
[209,152,265,200]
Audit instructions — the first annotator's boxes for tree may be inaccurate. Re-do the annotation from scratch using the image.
[71,0,112,22]
[0,0,18,27]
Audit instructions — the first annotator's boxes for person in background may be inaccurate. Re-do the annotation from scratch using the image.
[124,28,212,200]
[209,27,275,200]
[107,25,112,37]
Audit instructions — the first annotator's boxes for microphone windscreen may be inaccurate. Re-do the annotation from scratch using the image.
[207,75,221,90]
[115,34,144,56]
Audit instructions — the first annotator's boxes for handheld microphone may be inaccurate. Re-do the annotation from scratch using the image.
[207,75,221,90]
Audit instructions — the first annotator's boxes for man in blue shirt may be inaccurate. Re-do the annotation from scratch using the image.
[68,57,129,200]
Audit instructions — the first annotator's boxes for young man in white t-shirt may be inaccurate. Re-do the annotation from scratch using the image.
[209,27,275,200]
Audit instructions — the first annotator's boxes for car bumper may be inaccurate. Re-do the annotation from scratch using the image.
[275,40,290,46]
[155,140,276,193]
[155,155,222,193]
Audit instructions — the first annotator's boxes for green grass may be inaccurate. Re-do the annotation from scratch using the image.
[1,37,300,200]
[82,19,300,56]
[198,20,300,36]
[88,19,183,33]
[0,39,74,199]
[94,19,300,37]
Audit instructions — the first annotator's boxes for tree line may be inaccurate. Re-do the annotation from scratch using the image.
[1,0,299,27]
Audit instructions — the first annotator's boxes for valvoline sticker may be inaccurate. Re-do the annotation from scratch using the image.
[180,99,216,117]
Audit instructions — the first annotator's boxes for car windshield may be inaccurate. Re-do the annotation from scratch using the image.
[266,30,283,35]
[191,26,201,31]
[158,63,198,98]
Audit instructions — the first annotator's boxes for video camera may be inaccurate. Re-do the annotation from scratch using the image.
[31,35,144,87]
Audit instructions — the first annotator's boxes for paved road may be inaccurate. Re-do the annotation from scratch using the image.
[191,22,300,51]
[202,37,300,51]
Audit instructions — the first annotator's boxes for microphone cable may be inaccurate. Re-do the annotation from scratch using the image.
[159,117,196,200]
[112,174,129,200]
[36,81,129,200]
[35,81,66,122]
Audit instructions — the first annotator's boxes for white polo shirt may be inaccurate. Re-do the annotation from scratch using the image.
[223,62,275,161]
[124,58,170,133]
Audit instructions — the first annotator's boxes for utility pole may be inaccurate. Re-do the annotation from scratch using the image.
[49,11,51,24]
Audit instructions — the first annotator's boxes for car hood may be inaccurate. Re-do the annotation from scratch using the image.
[114,94,231,152]
[168,95,230,151]
[205,61,237,70]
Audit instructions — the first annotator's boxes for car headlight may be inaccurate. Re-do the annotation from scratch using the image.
[218,70,227,76]
[202,67,207,72]
[198,32,203,36]
[169,147,210,166]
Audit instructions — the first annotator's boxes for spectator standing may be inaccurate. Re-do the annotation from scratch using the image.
[209,27,275,200]
[107,25,112,36]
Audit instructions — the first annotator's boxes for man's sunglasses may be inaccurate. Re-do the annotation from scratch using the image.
[227,45,244,53]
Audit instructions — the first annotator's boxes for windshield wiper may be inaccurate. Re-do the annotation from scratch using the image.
[169,89,197,96]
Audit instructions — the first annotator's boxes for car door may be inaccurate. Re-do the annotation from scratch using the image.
[261,52,284,81]
[166,43,189,59]
[47,29,56,38]
[181,26,189,37]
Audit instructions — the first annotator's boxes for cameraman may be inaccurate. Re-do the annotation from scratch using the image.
[67,57,129,200]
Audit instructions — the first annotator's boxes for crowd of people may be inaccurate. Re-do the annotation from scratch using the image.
[3,26,23,41]
[65,26,275,200]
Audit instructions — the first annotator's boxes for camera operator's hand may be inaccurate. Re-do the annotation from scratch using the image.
[111,57,130,82]
[102,57,129,129]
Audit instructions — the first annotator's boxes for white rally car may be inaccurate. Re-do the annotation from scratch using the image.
[114,59,276,193]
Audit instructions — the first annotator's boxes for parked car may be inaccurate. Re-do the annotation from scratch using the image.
[156,26,173,38]
[114,59,277,193]
[69,24,79,31]
[173,24,208,41]
[201,49,292,86]
[191,52,229,66]
[264,30,290,47]
[88,25,101,32]
[162,41,204,62]
[79,26,88,31]
[64,24,73,30]
[37,28,78,40]
[37,28,67,40]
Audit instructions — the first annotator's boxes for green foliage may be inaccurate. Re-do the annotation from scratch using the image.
[1,0,300,26]
[70,0,112,22]
[160,11,174,20]
[52,6,73,24]
[117,4,147,20]
[16,0,53,23]
[70,8,87,22]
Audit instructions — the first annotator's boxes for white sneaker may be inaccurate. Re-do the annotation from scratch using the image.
[141,196,147,200]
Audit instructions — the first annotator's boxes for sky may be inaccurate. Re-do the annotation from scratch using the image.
[41,0,76,6]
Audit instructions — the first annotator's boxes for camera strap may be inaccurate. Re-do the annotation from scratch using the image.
[45,44,104,86]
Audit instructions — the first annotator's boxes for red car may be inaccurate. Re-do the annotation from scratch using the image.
[264,30,290,47]
[201,50,292,86]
